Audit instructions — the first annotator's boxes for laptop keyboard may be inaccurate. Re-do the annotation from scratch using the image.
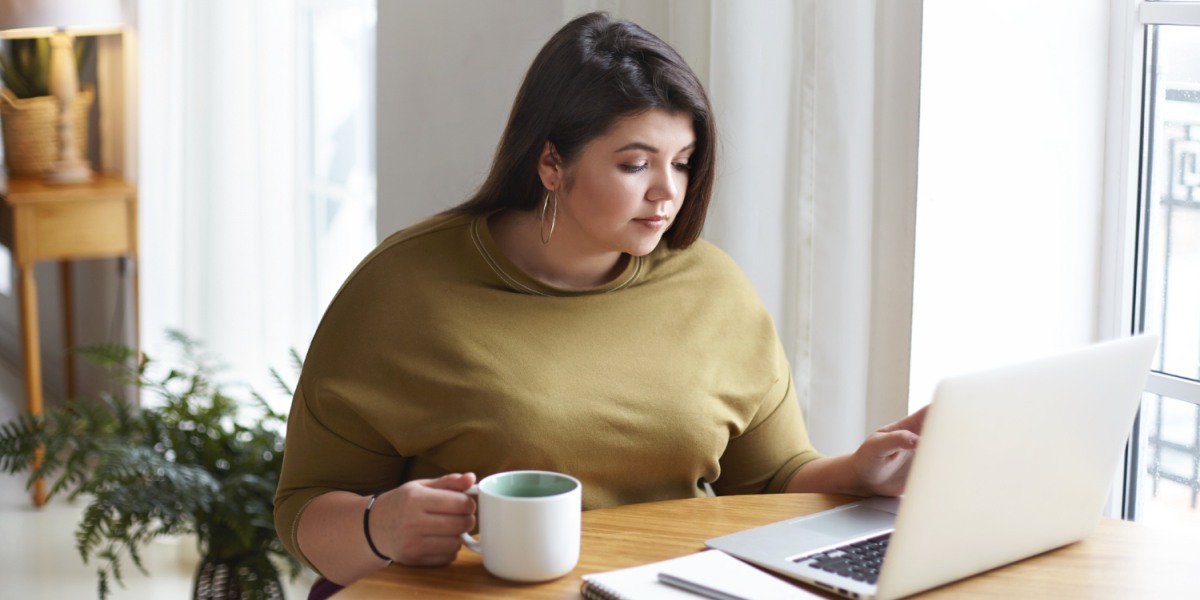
[793,532,891,585]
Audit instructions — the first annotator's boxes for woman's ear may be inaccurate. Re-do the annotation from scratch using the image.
[536,141,562,190]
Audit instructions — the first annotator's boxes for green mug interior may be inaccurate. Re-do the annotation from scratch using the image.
[482,471,578,498]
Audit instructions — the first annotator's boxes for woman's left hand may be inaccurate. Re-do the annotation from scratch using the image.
[850,405,928,497]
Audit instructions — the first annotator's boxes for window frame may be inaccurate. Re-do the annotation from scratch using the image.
[1111,0,1200,519]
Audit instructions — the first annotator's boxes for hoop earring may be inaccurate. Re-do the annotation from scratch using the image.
[540,190,558,245]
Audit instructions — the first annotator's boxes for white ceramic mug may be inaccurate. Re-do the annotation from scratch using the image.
[459,470,582,582]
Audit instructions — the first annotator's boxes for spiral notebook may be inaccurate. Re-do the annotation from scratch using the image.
[580,549,819,600]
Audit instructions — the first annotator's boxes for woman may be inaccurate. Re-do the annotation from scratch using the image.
[274,11,925,593]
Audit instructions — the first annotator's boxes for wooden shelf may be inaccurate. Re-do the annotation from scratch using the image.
[0,174,138,506]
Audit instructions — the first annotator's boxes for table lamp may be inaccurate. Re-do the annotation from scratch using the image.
[0,0,123,183]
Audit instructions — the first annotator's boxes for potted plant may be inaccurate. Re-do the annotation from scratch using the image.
[0,331,302,600]
[0,37,94,176]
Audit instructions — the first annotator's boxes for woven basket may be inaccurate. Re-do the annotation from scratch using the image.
[0,86,93,177]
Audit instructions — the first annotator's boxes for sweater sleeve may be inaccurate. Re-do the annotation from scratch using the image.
[273,383,406,572]
[712,351,822,496]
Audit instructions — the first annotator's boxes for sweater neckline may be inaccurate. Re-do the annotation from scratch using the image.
[469,213,644,296]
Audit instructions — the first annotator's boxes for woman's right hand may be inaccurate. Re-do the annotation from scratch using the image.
[368,472,479,566]
[296,473,479,584]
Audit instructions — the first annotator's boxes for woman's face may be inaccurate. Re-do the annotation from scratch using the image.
[552,109,695,259]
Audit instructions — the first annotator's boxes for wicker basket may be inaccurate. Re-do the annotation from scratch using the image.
[0,86,93,177]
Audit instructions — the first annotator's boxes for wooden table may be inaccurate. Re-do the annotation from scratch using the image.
[334,493,1200,599]
[0,174,138,506]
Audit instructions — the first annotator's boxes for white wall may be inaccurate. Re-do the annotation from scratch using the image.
[376,1,563,236]
[376,1,694,238]
[909,0,1112,405]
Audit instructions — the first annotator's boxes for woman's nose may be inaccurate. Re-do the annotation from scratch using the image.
[647,167,681,202]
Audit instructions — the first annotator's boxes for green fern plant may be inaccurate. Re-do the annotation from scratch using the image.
[0,330,303,599]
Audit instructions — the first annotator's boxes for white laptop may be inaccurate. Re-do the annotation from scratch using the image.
[707,335,1158,600]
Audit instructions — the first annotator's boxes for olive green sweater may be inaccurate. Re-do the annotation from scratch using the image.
[274,212,821,568]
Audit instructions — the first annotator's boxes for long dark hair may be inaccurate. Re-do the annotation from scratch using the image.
[450,11,716,249]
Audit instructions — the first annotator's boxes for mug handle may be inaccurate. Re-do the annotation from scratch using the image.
[459,484,482,553]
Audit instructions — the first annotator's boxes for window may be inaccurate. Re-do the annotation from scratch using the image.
[301,0,377,314]
[1127,1,1200,526]
[137,0,376,413]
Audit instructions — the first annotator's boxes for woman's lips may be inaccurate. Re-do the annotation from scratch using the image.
[635,215,670,230]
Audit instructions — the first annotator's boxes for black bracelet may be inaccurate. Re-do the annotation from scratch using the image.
[363,493,392,563]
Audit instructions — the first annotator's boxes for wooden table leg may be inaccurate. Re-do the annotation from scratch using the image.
[60,262,75,400]
[131,255,140,360]
[17,264,46,507]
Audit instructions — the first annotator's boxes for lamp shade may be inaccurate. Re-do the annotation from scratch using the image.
[0,0,124,38]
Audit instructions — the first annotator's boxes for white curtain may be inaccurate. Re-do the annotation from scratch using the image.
[137,0,306,404]
[668,1,921,454]
[138,0,378,413]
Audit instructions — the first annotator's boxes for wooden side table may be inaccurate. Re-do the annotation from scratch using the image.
[0,174,138,506]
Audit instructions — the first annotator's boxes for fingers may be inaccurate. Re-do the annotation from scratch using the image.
[372,473,480,567]
[856,430,920,497]
[401,530,475,566]
[851,409,928,496]
[414,473,478,516]
[387,514,473,565]
[864,429,918,457]
[423,471,477,493]
[877,405,929,435]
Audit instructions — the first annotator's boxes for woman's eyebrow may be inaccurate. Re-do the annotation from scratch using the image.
[613,141,696,154]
